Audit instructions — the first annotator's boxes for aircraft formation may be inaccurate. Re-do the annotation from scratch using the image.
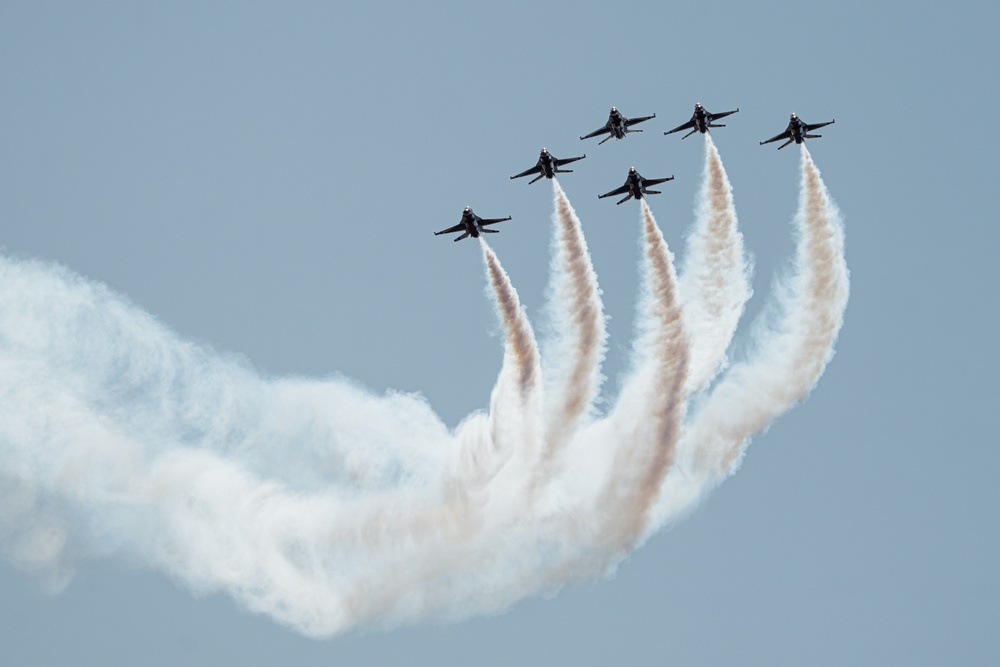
[435,104,835,240]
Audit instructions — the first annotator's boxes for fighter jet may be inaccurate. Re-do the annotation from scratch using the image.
[598,167,674,205]
[580,106,656,145]
[434,206,512,242]
[760,113,835,150]
[510,148,586,184]
[663,103,739,139]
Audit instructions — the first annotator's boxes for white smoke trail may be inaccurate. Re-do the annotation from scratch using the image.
[534,179,607,489]
[261,241,546,630]
[650,145,849,527]
[0,252,506,635]
[592,200,689,554]
[485,199,690,593]
[254,240,546,631]
[364,202,612,611]
[678,135,752,394]
[265,202,679,623]
[497,199,692,594]
[0,259,452,492]
[0,144,848,637]
[475,240,543,496]
[0,474,73,592]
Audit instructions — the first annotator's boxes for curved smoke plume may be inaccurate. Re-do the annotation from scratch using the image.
[0,144,847,636]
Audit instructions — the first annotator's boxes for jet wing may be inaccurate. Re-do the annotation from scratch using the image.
[624,113,655,127]
[598,183,630,199]
[434,223,466,236]
[554,154,586,167]
[664,119,696,136]
[580,126,611,141]
[805,119,835,131]
[510,164,543,180]
[478,216,511,226]
[760,130,791,145]
[642,176,674,187]
[708,109,739,121]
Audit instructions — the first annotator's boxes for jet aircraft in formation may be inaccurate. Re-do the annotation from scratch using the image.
[510,148,587,184]
[663,103,739,139]
[434,207,512,242]
[436,104,836,239]
[599,167,674,205]
[759,113,835,149]
[580,107,656,145]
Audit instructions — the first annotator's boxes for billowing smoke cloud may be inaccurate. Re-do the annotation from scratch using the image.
[0,144,848,636]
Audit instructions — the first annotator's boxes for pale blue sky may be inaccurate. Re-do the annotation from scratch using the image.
[1,1,997,664]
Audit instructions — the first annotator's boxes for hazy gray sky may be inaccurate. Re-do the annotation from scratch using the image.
[1,1,997,665]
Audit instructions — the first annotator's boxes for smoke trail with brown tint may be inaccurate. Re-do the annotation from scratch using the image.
[650,146,849,527]
[255,243,548,631]
[0,141,850,637]
[476,239,543,498]
[532,180,607,490]
[457,201,689,596]
[327,229,571,627]
[597,201,689,550]
[678,135,752,394]
[481,240,540,400]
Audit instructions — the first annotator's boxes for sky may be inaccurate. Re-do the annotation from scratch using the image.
[1,1,998,665]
